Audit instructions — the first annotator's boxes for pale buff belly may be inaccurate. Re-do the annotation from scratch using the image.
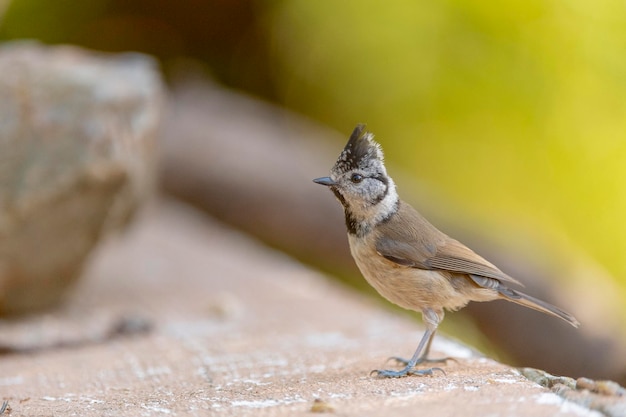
[348,235,497,313]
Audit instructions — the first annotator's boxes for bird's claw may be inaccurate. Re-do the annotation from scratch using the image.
[370,366,446,378]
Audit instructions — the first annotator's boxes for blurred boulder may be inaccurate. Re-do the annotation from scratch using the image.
[0,41,163,314]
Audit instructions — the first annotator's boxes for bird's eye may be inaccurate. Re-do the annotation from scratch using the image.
[350,173,364,183]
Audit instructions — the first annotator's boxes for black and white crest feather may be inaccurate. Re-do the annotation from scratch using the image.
[332,124,385,175]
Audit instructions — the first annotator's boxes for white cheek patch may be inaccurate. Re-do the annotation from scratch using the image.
[347,178,398,227]
[373,179,399,224]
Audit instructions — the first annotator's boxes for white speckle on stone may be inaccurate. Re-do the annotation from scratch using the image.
[0,375,24,386]
[534,393,604,417]
[42,396,72,402]
[144,366,171,377]
[388,385,427,398]
[308,364,327,373]
[492,377,519,384]
[444,383,458,391]
[328,392,352,400]
[464,385,480,391]
[230,396,306,409]
[241,379,270,386]
[383,389,426,407]
[140,404,172,414]
[81,397,105,405]
[231,399,281,408]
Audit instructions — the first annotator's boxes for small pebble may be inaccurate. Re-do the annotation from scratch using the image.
[310,398,334,413]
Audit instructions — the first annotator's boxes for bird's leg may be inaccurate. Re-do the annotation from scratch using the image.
[387,328,456,366]
[372,308,448,378]
[372,328,443,377]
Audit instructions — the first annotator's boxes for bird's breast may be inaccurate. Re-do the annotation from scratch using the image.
[347,234,482,313]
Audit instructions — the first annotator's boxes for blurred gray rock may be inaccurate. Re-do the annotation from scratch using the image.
[0,41,163,314]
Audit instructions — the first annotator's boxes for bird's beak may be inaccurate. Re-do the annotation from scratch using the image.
[313,177,337,186]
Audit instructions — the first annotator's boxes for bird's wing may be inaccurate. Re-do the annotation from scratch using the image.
[426,238,523,286]
[374,202,523,287]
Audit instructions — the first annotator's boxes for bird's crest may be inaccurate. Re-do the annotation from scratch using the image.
[332,124,385,175]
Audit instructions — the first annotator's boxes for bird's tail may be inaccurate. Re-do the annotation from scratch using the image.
[499,287,580,328]
[469,274,579,327]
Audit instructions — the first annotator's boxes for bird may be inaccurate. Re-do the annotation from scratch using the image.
[313,124,579,378]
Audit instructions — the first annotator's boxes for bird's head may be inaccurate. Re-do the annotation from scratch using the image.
[314,124,398,235]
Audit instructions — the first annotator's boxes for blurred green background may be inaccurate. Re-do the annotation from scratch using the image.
[267,1,626,293]
[2,0,625,319]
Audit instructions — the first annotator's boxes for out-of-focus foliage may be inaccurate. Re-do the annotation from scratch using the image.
[265,1,626,294]
[0,1,8,21]
[0,0,276,98]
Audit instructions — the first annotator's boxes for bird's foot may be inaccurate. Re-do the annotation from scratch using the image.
[370,366,445,378]
[386,355,457,366]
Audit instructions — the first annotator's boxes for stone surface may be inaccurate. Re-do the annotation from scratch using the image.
[0,198,617,416]
[0,41,163,314]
